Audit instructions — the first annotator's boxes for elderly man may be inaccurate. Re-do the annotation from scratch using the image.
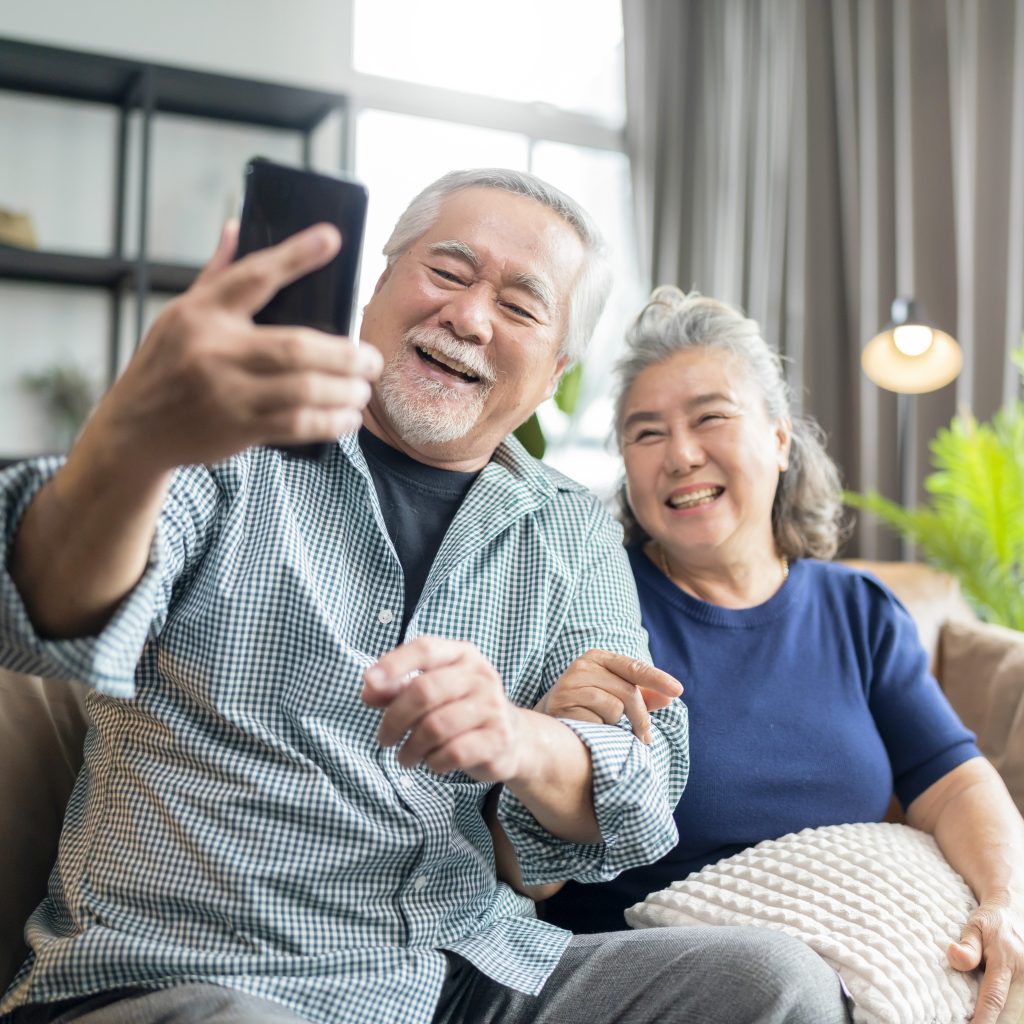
[0,170,850,1024]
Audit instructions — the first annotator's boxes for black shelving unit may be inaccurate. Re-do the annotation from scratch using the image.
[0,37,351,385]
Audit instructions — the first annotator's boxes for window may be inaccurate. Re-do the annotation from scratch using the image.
[352,0,625,122]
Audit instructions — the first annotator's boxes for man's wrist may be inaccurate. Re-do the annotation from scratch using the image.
[504,708,592,798]
[70,403,176,500]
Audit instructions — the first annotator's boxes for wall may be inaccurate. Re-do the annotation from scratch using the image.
[0,0,355,457]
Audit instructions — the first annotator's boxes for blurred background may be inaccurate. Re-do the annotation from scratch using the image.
[1,0,1022,561]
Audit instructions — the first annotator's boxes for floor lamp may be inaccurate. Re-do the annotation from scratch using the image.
[861,298,963,530]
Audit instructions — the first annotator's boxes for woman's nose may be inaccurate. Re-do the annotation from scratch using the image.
[665,431,706,473]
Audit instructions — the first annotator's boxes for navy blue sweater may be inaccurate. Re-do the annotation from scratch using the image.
[544,550,980,934]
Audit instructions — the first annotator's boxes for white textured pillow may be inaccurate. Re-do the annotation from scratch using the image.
[625,823,979,1024]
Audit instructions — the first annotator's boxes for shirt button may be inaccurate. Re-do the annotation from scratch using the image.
[398,776,415,790]
[378,608,395,625]
[413,875,427,892]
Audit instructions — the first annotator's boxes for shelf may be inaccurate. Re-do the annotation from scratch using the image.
[0,247,202,294]
[0,246,129,288]
[0,35,349,397]
[0,38,345,130]
[146,261,201,293]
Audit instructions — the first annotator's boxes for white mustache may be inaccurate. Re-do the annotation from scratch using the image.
[405,326,496,384]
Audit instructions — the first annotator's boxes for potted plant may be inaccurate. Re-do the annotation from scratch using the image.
[21,363,98,453]
[845,349,1024,631]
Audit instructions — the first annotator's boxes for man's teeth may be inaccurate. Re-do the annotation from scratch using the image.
[668,487,722,509]
[418,347,480,382]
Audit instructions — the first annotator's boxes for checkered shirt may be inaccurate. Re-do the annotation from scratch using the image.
[0,432,689,1024]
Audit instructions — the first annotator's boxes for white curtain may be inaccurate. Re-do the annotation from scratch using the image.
[623,0,1024,557]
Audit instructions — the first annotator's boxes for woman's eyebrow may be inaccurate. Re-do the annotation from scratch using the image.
[621,393,738,432]
[621,409,663,432]
[686,392,735,409]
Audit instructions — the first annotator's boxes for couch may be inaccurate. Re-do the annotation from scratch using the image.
[1,560,1023,992]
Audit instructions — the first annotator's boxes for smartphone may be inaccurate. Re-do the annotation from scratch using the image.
[236,157,369,459]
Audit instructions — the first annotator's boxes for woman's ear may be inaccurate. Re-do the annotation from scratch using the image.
[776,416,793,472]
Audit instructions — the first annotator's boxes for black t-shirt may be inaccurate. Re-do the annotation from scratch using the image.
[359,428,479,635]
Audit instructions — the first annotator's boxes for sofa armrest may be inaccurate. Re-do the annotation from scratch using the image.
[0,669,89,992]
[939,618,1024,817]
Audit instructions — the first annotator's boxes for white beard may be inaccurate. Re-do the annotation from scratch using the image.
[378,330,496,446]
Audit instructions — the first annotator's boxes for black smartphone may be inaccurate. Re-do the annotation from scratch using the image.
[236,157,369,459]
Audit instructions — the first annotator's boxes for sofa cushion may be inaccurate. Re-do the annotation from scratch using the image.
[0,668,89,992]
[940,618,1024,816]
[625,822,978,1024]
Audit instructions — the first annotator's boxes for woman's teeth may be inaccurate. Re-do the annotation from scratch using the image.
[668,487,722,509]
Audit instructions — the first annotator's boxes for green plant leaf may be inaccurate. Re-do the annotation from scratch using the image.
[845,348,1024,630]
[553,363,583,415]
[514,412,546,459]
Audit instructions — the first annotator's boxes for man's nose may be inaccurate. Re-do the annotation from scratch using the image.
[439,285,493,345]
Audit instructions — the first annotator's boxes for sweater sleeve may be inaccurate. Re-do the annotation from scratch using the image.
[864,578,981,809]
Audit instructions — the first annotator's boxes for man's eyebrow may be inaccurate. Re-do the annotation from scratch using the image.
[426,240,555,314]
[510,271,556,313]
[427,240,480,267]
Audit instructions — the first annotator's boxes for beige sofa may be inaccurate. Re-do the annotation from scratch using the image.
[1,561,1023,992]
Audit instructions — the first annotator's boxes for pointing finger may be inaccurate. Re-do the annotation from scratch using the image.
[209,223,341,315]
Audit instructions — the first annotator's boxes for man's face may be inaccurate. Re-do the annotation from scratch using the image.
[359,187,585,470]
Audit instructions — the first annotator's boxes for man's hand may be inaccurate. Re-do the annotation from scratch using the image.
[947,894,1024,1024]
[361,637,525,783]
[10,221,384,640]
[533,650,683,744]
[89,219,383,475]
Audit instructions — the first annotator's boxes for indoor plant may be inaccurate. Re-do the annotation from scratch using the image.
[845,348,1024,631]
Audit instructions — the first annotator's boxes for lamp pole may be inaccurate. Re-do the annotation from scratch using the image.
[896,391,915,559]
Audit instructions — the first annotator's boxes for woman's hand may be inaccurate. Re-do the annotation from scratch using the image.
[534,649,683,744]
[947,894,1024,1024]
[908,758,1024,1024]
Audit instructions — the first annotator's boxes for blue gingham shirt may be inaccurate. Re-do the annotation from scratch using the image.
[0,433,689,1024]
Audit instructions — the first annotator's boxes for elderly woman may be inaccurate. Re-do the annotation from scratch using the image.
[531,287,1024,1022]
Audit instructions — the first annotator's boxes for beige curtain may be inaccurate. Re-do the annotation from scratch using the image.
[623,0,1024,557]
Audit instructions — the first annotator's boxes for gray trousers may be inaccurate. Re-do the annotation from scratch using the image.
[3,927,852,1024]
[435,928,853,1024]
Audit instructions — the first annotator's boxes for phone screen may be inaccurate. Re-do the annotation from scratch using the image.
[236,158,368,337]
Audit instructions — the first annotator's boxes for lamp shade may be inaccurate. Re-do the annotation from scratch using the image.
[861,298,962,394]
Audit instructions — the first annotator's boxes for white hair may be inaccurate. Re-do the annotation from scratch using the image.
[615,286,850,559]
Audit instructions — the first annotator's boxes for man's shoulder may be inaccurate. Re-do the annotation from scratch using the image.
[492,435,590,496]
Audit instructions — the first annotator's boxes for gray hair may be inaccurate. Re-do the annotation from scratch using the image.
[614,286,848,560]
[382,168,612,364]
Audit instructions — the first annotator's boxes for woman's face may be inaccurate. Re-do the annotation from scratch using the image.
[619,346,791,568]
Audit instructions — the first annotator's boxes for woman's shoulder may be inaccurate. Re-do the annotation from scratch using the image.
[797,558,913,627]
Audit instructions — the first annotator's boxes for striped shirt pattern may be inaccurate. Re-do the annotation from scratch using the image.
[0,433,689,1024]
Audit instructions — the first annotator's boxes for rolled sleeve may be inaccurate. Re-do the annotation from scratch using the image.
[497,700,689,885]
[0,459,218,697]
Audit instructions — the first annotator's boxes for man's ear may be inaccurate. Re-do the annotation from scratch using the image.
[776,415,793,472]
[372,265,393,296]
[543,355,572,402]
